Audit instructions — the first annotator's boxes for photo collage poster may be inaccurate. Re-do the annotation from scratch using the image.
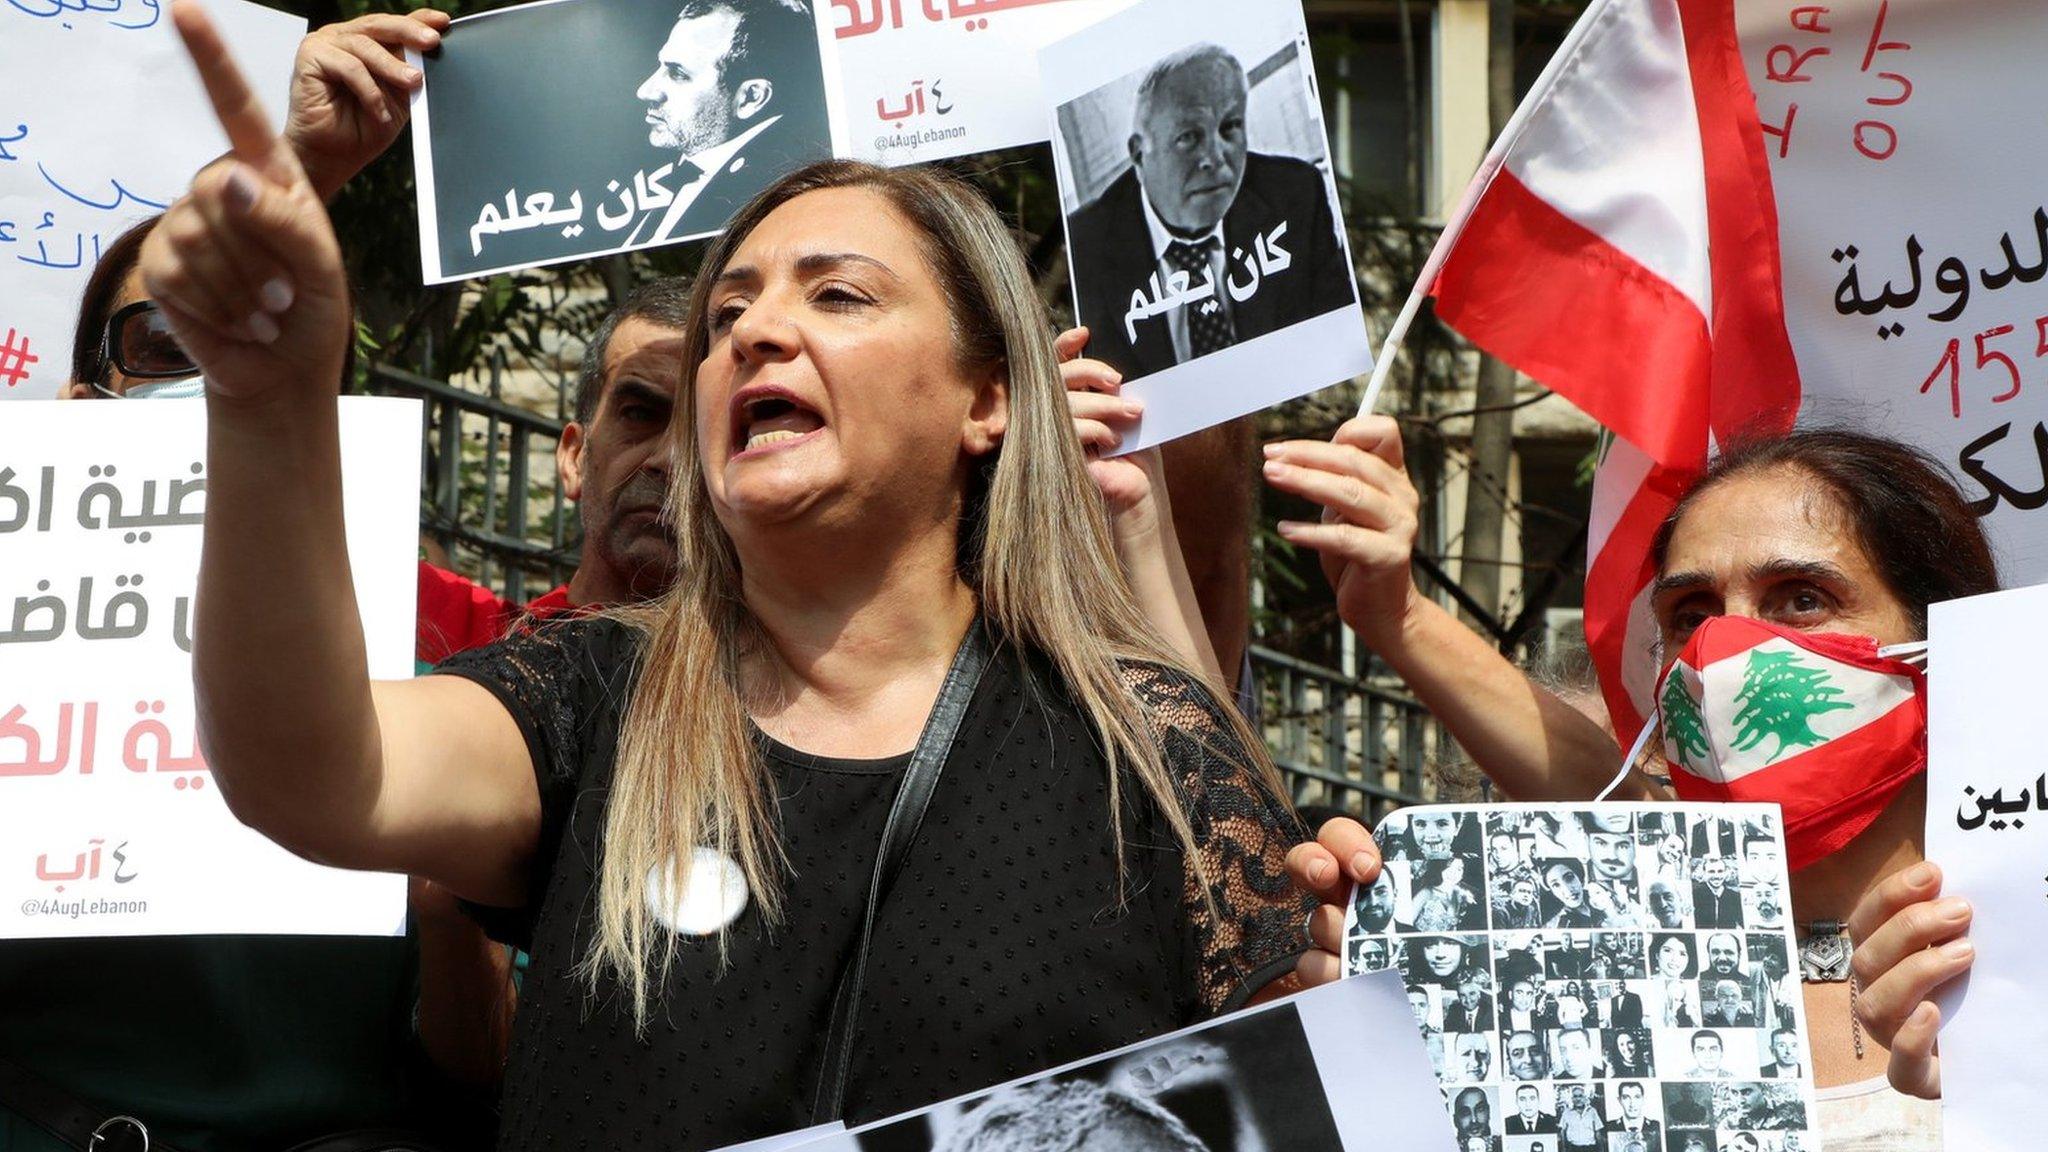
[1342,804,1817,1152]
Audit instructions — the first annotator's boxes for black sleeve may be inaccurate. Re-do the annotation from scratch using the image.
[1124,662,1315,1014]
[431,617,636,949]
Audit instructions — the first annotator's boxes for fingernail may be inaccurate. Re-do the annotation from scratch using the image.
[1263,461,1287,480]
[1908,862,1937,887]
[259,278,294,313]
[405,66,423,83]
[1122,398,1143,415]
[1938,897,1971,922]
[247,312,279,344]
[1350,851,1376,881]
[1307,858,1330,886]
[1276,520,1307,535]
[377,101,394,124]
[1262,442,1284,459]
[224,167,259,212]
[1944,939,1974,962]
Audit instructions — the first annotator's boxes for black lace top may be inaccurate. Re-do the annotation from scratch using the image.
[436,619,1309,1151]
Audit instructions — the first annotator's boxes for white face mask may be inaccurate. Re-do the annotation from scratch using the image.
[124,376,206,400]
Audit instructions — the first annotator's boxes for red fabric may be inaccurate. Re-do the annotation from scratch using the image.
[1432,168,1715,471]
[1585,460,1691,737]
[414,561,576,665]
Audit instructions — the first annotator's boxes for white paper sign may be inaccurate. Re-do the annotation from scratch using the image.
[0,398,417,939]
[1344,804,1818,1152]
[0,0,302,400]
[1040,0,1370,454]
[1738,0,2048,582]
[816,0,1136,165]
[775,970,1454,1152]
[1926,582,2048,1150]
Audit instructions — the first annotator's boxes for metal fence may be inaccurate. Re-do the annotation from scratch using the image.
[371,359,1438,817]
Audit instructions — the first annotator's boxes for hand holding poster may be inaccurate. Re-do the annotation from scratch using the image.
[1924,581,2048,1150]
[0,398,416,938]
[1344,804,1818,1152]
[0,0,301,400]
[1041,0,1370,454]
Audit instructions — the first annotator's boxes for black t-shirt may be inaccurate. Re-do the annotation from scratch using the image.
[436,619,1309,1151]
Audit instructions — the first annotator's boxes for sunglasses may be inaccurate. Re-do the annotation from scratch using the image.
[91,300,197,396]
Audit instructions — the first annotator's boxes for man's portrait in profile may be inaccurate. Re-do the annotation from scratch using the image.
[418,0,830,280]
[632,0,829,244]
[1056,37,1357,383]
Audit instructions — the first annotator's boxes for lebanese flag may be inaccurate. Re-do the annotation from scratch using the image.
[1658,622,1925,866]
[1373,0,1805,733]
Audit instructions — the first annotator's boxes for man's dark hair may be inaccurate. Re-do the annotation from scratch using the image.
[674,0,823,112]
[574,277,694,425]
[1692,1029,1722,1050]
[1653,426,2001,636]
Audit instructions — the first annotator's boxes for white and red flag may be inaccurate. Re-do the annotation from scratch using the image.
[1362,0,1807,734]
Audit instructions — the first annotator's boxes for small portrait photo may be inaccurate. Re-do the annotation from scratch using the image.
[1506,1138,1560,1152]
[1546,1025,1605,1080]
[1491,865,1548,930]
[1384,809,1481,863]
[416,0,832,282]
[1587,977,1648,1031]
[1648,932,1700,981]
[1459,1133,1506,1152]
[1486,815,1532,879]
[1709,1082,1807,1131]
[1660,1082,1715,1130]
[1346,932,1391,974]
[1496,969,1558,1041]
[1447,1084,1501,1143]
[1605,1025,1657,1079]
[1049,0,1366,417]
[1603,1079,1664,1152]
[1664,1131,1717,1152]
[1502,1026,1552,1083]
[1545,978,1594,1030]
[1441,967,1497,1033]
[1543,934,1594,981]
[1524,811,1590,860]
[1644,875,1693,931]
[1697,976,1758,1030]
[1399,855,1488,933]
[1689,822,1745,930]
[858,1000,1345,1151]
[1757,1026,1807,1080]
[1550,1081,1608,1136]
[1587,932,1648,980]
[1653,1026,1759,1081]
[1503,1082,1559,1136]
[1406,983,1442,1033]
[1352,867,1398,935]
[1401,934,1492,990]
[1535,857,1606,929]
[1581,811,1638,887]
[1448,1030,1498,1084]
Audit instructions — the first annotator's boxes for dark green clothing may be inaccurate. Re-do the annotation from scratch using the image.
[0,935,423,1152]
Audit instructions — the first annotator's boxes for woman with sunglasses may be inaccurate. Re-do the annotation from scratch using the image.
[60,217,206,400]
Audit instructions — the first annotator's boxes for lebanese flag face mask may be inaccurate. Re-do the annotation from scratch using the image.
[1655,615,1927,872]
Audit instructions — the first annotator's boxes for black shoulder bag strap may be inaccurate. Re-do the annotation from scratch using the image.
[809,620,991,1125]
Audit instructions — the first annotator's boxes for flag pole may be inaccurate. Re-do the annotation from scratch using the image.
[1356,0,1622,417]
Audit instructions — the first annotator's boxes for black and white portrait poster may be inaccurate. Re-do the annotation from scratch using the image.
[758,971,1455,1152]
[408,0,832,283]
[1040,0,1370,454]
[1344,804,1818,1152]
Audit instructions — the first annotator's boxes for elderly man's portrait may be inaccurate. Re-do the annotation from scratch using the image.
[858,1003,1345,1152]
[1055,30,1357,383]
[418,0,832,280]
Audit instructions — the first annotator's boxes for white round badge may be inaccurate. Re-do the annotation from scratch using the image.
[644,847,751,936]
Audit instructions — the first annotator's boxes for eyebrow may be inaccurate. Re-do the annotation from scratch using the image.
[1652,557,1853,599]
[604,378,673,410]
[711,252,902,292]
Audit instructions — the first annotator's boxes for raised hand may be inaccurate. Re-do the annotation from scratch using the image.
[1262,415,1422,646]
[140,0,350,405]
[284,9,450,200]
[1849,861,1974,1099]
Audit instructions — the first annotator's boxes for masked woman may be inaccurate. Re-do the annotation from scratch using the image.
[1276,417,1991,1152]
[140,8,1308,1148]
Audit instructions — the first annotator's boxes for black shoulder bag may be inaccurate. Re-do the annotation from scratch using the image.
[809,621,991,1125]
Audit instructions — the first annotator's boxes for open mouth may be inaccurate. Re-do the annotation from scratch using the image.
[731,387,825,456]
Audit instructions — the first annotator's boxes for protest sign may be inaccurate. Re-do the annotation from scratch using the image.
[817,0,1134,165]
[1926,582,2048,1150]
[410,0,834,283]
[1344,804,1817,1152]
[1737,0,2048,580]
[0,0,302,400]
[1041,0,1370,455]
[0,398,417,939]
[769,969,1453,1152]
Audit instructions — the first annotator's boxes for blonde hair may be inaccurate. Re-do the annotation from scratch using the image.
[591,160,1281,1022]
